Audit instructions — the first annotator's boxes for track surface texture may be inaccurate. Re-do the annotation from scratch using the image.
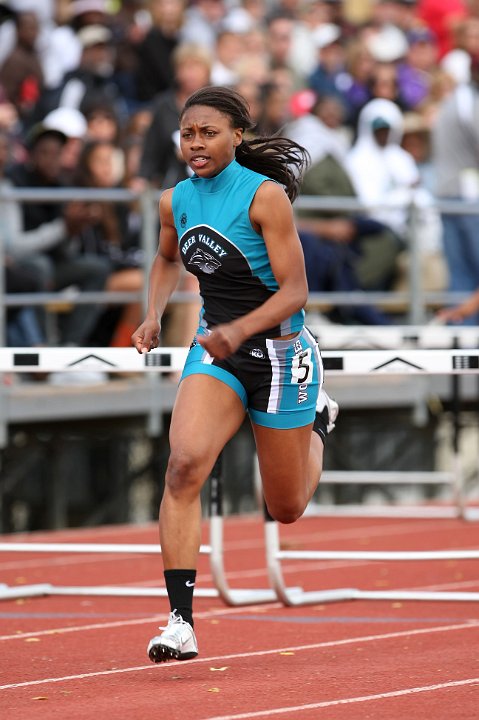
[1,513,479,719]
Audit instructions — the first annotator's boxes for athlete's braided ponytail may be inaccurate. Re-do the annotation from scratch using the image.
[180,86,310,203]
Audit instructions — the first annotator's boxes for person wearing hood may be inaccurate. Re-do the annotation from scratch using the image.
[345,97,444,311]
[284,94,401,324]
[345,98,420,240]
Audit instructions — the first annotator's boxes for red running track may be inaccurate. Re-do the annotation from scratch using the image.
[1,513,479,720]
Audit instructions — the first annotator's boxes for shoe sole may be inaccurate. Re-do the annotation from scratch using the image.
[148,643,198,663]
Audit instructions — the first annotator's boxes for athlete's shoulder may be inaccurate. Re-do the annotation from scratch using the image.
[171,177,193,212]
[159,186,174,208]
[237,162,271,184]
[159,187,175,222]
[254,178,288,202]
[250,181,293,226]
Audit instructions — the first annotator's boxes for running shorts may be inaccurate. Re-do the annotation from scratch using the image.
[180,326,323,429]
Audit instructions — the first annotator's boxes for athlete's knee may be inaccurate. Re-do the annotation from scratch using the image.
[265,498,306,524]
[165,449,205,499]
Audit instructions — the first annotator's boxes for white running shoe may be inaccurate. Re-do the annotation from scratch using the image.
[316,388,339,434]
[147,610,198,663]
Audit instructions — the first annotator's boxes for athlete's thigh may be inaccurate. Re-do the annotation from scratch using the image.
[252,421,313,503]
[169,374,246,468]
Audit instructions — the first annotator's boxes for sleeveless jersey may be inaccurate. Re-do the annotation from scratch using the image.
[171,159,305,340]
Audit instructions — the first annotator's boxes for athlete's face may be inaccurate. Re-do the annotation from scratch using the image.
[179,104,243,178]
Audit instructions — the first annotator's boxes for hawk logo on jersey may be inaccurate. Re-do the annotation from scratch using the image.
[188,247,222,274]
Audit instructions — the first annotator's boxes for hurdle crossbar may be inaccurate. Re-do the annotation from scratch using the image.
[0,459,278,604]
[1,346,479,375]
[263,518,479,605]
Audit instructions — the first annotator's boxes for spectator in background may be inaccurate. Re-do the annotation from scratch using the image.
[181,0,226,52]
[365,23,414,110]
[308,23,348,105]
[372,0,423,35]
[265,11,304,89]
[0,10,44,132]
[0,81,24,163]
[416,44,471,122]
[401,110,435,189]
[345,97,419,241]
[0,1,16,67]
[285,94,400,324]
[396,110,448,294]
[340,37,376,130]
[346,96,444,292]
[110,0,150,109]
[42,106,88,184]
[255,80,292,135]
[82,97,122,143]
[436,285,479,323]
[72,138,144,346]
[6,123,110,345]
[210,29,244,87]
[232,76,264,126]
[431,54,479,324]
[417,0,468,57]
[223,0,266,36]
[1,127,45,346]
[288,1,331,79]
[122,105,152,186]
[369,60,407,108]
[460,15,479,58]
[134,42,212,189]
[43,23,126,122]
[396,26,440,110]
[41,0,113,91]
[134,0,185,103]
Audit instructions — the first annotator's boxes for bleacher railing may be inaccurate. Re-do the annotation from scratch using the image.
[1,186,478,345]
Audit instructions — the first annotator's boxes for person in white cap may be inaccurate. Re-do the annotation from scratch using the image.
[42,106,88,182]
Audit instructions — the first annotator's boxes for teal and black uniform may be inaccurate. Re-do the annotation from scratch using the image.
[172,158,322,428]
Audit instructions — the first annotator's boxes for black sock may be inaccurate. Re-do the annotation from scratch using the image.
[164,569,196,628]
[313,409,327,445]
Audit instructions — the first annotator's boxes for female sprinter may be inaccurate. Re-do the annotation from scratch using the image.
[132,85,338,662]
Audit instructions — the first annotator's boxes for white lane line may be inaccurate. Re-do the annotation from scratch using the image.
[1,620,478,691]
[203,677,479,720]
[0,602,283,641]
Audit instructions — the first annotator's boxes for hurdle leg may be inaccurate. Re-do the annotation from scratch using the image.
[263,512,357,605]
[208,453,277,605]
[451,371,466,519]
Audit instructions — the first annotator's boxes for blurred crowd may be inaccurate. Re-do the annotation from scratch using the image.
[2,0,479,351]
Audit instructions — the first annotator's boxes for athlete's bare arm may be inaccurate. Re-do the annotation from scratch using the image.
[132,189,182,353]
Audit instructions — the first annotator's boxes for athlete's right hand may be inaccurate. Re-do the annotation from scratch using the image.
[131,318,161,354]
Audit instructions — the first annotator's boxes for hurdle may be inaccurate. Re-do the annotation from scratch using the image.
[306,323,479,521]
[1,344,479,606]
[0,347,278,605]
[259,338,479,606]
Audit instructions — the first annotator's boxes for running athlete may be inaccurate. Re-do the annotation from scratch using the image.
[132,86,339,663]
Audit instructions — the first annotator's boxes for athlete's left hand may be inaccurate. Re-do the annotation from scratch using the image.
[196,323,245,360]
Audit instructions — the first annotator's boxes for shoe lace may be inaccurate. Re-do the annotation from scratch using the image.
[159,609,188,633]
